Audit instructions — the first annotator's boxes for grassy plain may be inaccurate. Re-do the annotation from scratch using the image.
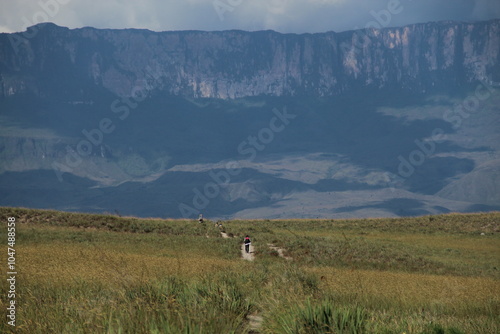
[0,208,498,333]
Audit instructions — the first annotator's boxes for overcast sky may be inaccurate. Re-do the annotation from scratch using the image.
[1,0,499,34]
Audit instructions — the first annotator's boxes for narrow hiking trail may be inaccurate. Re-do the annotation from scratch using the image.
[217,231,276,332]
[241,243,255,261]
[220,231,255,261]
[220,231,291,262]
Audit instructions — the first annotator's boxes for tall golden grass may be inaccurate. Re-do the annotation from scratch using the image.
[0,208,498,333]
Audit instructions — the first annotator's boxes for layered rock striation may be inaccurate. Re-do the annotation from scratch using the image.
[1,20,499,99]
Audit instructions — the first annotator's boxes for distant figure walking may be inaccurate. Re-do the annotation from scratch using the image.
[198,214,204,224]
[244,235,251,253]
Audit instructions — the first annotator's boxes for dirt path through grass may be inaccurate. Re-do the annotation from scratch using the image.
[241,243,255,261]
[220,231,255,261]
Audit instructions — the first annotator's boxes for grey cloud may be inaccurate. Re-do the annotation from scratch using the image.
[0,0,498,34]
[472,0,500,20]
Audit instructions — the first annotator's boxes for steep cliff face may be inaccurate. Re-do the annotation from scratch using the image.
[1,20,499,99]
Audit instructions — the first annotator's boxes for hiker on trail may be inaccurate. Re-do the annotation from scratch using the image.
[198,214,204,224]
[244,235,251,253]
